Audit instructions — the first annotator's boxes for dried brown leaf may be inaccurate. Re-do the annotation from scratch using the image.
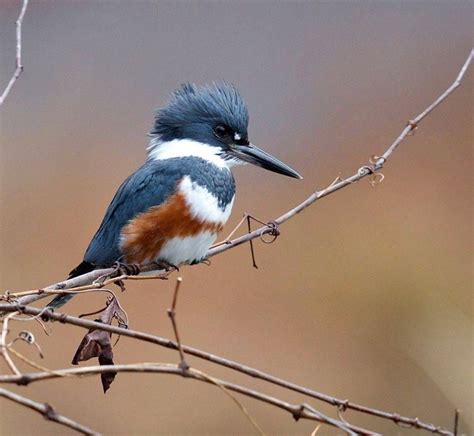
[71,298,125,392]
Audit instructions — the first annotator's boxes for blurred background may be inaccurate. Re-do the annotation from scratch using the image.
[0,1,472,435]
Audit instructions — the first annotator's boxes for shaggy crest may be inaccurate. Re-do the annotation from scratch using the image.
[148,82,249,145]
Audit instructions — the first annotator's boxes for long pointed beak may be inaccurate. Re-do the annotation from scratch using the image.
[232,143,302,179]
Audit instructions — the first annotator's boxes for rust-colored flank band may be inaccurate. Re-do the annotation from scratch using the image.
[120,192,223,264]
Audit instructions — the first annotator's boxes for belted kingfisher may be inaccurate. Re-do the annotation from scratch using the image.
[48,82,301,308]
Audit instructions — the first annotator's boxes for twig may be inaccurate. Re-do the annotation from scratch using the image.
[212,213,275,268]
[0,264,170,311]
[0,387,100,435]
[0,303,453,436]
[166,278,265,435]
[0,363,376,435]
[379,47,474,163]
[301,402,357,436]
[9,347,71,378]
[453,409,459,436]
[167,277,188,371]
[0,0,29,107]
[190,367,267,435]
[0,313,21,375]
[208,49,474,258]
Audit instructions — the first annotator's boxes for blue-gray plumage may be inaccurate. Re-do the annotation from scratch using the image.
[84,157,235,268]
[48,81,301,309]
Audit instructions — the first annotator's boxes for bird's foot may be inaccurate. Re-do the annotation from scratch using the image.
[112,261,141,277]
[111,262,141,291]
[93,262,141,291]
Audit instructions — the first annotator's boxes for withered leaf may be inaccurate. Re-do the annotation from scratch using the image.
[72,298,125,393]
[72,323,116,393]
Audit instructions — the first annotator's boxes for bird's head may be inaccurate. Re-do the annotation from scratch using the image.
[148,82,302,179]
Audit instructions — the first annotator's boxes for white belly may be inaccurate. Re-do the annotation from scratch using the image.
[155,176,233,265]
[158,231,218,265]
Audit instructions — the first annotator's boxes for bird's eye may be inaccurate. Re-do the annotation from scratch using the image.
[214,125,229,139]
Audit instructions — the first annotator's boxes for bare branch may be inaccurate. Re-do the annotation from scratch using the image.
[166,279,267,436]
[191,366,268,436]
[0,363,375,435]
[167,277,188,371]
[0,303,453,436]
[453,409,460,436]
[208,48,474,256]
[0,387,100,435]
[0,313,21,375]
[0,0,29,107]
[1,264,168,309]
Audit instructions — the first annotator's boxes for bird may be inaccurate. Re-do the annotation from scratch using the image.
[48,82,301,309]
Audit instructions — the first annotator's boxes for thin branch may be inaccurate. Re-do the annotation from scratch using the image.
[208,50,474,256]
[2,49,472,311]
[190,367,267,436]
[1,264,168,310]
[453,409,459,436]
[0,313,21,375]
[166,279,266,435]
[0,363,376,435]
[0,387,100,435]
[0,0,29,107]
[0,303,453,436]
[167,277,188,371]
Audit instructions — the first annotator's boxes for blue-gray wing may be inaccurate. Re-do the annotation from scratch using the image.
[83,159,182,266]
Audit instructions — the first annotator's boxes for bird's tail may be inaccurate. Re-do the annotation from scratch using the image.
[46,293,75,310]
[47,261,95,310]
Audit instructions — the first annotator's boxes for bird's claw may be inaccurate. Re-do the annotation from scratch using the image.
[112,261,141,276]
[93,262,141,290]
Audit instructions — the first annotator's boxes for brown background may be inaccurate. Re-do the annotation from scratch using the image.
[1,1,472,435]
